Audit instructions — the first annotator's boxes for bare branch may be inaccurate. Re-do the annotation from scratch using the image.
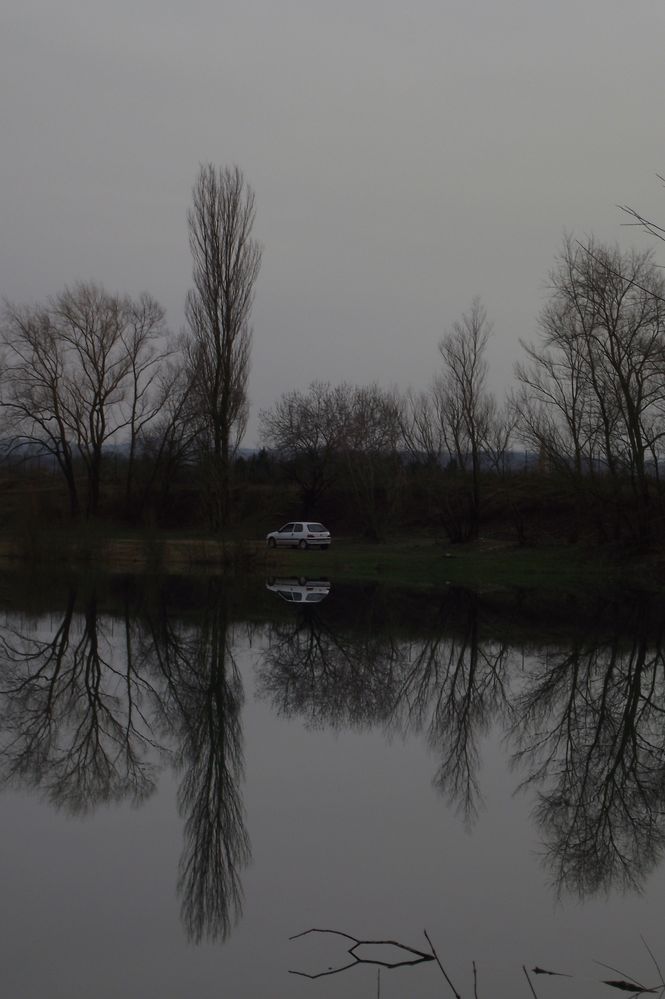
[289,927,434,979]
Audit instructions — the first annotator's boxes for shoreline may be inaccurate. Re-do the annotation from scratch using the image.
[0,531,659,593]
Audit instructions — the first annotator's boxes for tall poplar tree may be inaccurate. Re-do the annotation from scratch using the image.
[185,164,262,528]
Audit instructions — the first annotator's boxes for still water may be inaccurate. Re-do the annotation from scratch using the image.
[0,573,664,998]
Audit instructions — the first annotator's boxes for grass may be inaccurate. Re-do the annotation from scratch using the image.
[263,536,644,593]
[0,523,661,594]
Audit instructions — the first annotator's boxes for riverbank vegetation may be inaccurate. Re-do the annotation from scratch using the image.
[0,509,662,595]
[3,165,665,576]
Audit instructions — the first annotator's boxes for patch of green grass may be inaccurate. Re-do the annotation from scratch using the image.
[1,522,660,594]
[264,537,643,593]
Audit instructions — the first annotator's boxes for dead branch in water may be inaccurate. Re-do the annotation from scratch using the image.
[288,927,434,979]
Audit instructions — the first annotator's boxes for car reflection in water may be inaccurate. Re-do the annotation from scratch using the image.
[266,577,331,604]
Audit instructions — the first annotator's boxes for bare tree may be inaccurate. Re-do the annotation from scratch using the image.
[514,305,599,480]
[260,380,403,538]
[259,381,346,515]
[340,383,403,541]
[515,237,665,539]
[437,297,494,538]
[1,282,168,517]
[121,292,171,512]
[481,396,517,475]
[185,164,262,529]
[619,174,665,246]
[0,300,81,514]
[400,388,447,468]
[54,283,168,516]
[401,319,512,544]
[136,358,201,520]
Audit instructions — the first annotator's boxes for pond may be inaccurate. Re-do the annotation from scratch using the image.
[0,571,664,998]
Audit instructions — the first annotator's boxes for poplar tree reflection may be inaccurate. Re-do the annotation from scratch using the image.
[139,579,250,943]
[0,586,159,811]
[512,627,665,896]
[0,580,250,944]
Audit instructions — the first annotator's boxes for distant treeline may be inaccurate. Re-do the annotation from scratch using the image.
[2,420,665,548]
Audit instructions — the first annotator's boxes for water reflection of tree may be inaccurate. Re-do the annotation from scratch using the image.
[260,587,665,894]
[0,586,159,812]
[512,626,665,896]
[0,579,250,944]
[259,608,401,729]
[258,591,512,822]
[6,576,665,912]
[389,603,511,823]
[138,579,250,943]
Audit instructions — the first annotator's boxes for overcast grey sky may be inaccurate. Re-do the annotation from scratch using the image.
[1,0,664,445]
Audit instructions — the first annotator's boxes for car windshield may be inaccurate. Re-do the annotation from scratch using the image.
[307,523,326,532]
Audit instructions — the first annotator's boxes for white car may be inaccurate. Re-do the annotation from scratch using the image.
[266,521,331,550]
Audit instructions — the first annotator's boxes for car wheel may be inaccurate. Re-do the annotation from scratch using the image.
[268,537,276,549]
[298,540,308,550]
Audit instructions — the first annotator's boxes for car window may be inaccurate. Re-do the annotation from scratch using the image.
[307,523,326,532]
[280,524,294,532]
[293,523,303,532]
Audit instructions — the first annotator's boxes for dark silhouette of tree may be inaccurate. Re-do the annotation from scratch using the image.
[436,298,496,539]
[512,625,665,895]
[260,381,403,534]
[134,359,201,522]
[0,587,159,811]
[515,237,665,540]
[259,381,346,516]
[340,384,403,541]
[258,606,401,730]
[620,175,665,246]
[389,596,512,824]
[185,164,262,529]
[138,579,250,942]
[0,579,250,943]
[258,588,512,822]
[1,283,169,517]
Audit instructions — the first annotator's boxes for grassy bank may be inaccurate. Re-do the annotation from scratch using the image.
[0,524,659,593]
[265,537,645,592]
